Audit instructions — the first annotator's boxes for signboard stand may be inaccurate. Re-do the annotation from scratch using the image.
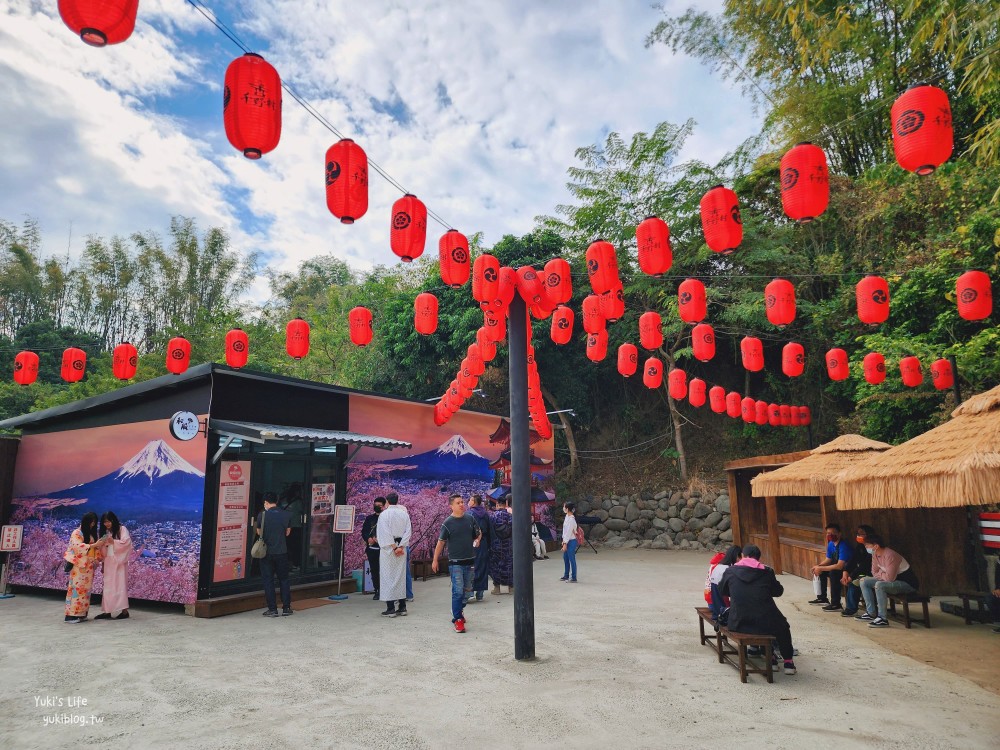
[0,525,24,600]
[327,504,355,601]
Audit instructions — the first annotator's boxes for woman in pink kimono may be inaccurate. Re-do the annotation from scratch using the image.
[96,511,132,620]
[64,512,109,623]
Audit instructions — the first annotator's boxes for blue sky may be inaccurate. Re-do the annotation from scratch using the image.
[0,1,759,298]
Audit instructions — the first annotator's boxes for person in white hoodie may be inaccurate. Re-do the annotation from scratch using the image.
[560,502,579,582]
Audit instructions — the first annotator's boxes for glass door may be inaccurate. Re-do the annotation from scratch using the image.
[250,456,308,573]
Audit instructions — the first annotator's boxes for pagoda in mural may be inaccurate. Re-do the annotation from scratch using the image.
[487,418,555,510]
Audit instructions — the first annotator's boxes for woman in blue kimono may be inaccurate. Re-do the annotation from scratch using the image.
[489,498,514,594]
[466,495,493,601]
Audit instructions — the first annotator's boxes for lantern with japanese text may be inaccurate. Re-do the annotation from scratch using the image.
[741,396,755,423]
[13,351,39,386]
[740,336,764,372]
[700,185,742,254]
[857,275,890,324]
[543,258,572,306]
[166,336,191,375]
[349,307,373,347]
[585,240,619,294]
[639,311,663,350]
[765,278,796,327]
[726,391,741,419]
[689,378,706,408]
[414,293,438,335]
[224,329,249,368]
[677,278,707,323]
[668,368,687,400]
[582,294,605,335]
[390,194,427,262]
[799,406,811,426]
[599,283,625,323]
[768,403,781,426]
[790,406,802,427]
[492,267,518,313]
[755,400,768,426]
[286,318,310,359]
[780,142,829,222]
[692,323,715,362]
[59,0,139,47]
[899,356,923,387]
[61,347,87,383]
[325,138,368,223]
[636,216,671,276]
[472,254,500,304]
[826,348,849,381]
[863,352,886,385]
[439,230,470,288]
[779,405,792,426]
[586,329,608,362]
[550,306,574,345]
[643,358,663,389]
[224,53,282,159]
[709,386,726,413]
[477,328,497,362]
[930,358,953,390]
[891,84,953,175]
[617,343,638,377]
[956,270,992,321]
[782,342,805,377]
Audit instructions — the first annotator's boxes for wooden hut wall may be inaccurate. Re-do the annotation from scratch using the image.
[0,436,18,526]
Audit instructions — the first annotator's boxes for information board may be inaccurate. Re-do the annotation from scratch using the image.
[213,461,251,583]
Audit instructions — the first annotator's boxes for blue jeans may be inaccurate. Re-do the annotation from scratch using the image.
[845,576,867,612]
[260,553,291,611]
[861,576,915,619]
[449,564,474,621]
[563,539,579,580]
[406,547,413,599]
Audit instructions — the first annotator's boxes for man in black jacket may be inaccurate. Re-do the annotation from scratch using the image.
[360,498,386,600]
[841,524,877,617]
[720,544,797,675]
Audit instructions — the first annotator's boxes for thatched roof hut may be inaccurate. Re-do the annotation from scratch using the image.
[835,384,1000,510]
[751,434,891,498]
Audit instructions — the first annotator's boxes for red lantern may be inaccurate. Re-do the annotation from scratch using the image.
[755,400,768,426]
[111,341,139,380]
[636,216,672,276]
[799,406,812,426]
[863,352,886,385]
[765,278,796,327]
[930,358,953,390]
[543,258,573,306]
[692,323,716,362]
[390,194,428,262]
[900,356,923,387]
[325,138,368,224]
[677,278,707,323]
[709,386,726,414]
[956,270,992,321]
[433,403,450,427]
[782,342,805,377]
[857,275,890,324]
[740,336,764,372]
[58,0,138,47]
[349,307,373,347]
[768,403,781,426]
[668,368,687,400]
[166,336,191,375]
[550,306,574,345]
[780,142,829,222]
[741,396,755,423]
[530,299,555,320]
[726,391,742,419]
[826,348,849,381]
[617,343,638,377]
[224,53,282,159]
[286,318,310,359]
[459,360,477,390]
[13,351,39,386]
[688,378,707,408]
[891,84,953,175]
[515,266,544,304]
[586,240,619,294]
[700,185,742,254]
[639,311,663,350]
[599,282,625,323]
[439,230,470,288]
[790,406,802,427]
[61,347,87,383]
[483,309,506,342]
[586,329,608,362]
[582,294,605,335]
[476,328,497,362]
[472,254,500,304]
[224,329,249,368]
[779,405,792,426]
[489,267,518,314]
[414,293,439,335]
[643,358,663,389]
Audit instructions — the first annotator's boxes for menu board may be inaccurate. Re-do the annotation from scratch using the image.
[213,461,252,583]
[311,482,336,516]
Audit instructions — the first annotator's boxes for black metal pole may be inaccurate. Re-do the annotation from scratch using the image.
[948,354,962,404]
[508,295,536,661]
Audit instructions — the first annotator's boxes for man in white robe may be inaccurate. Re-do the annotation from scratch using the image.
[376,493,412,617]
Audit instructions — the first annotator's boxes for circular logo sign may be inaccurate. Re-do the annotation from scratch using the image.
[228,464,243,481]
[169,411,200,442]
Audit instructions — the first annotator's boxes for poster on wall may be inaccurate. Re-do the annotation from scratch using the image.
[213,461,251,583]
[311,482,336,516]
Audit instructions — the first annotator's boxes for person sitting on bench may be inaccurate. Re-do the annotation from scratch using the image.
[840,524,877,617]
[719,544,796,676]
[856,534,919,628]
[808,523,853,612]
[707,544,742,619]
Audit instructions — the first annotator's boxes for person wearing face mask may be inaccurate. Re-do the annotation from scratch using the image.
[808,523,853,612]
[856,534,920,627]
[840,525,877,617]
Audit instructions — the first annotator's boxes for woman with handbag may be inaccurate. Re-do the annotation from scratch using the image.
[95,511,132,620]
[63,512,110,624]
[560,501,581,583]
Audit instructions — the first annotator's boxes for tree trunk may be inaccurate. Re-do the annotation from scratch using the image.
[667,395,688,483]
[541,384,579,478]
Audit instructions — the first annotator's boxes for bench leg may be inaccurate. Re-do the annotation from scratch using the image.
[764,641,774,684]
[716,632,725,664]
[962,597,972,625]
[699,616,706,646]
[738,644,748,683]
[921,601,930,628]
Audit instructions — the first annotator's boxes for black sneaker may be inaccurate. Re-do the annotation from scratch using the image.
[281,608,293,616]
[397,607,407,617]
[372,593,379,600]
[868,616,889,628]
[262,610,279,617]
[821,603,843,612]
[381,608,397,618]
[783,661,796,676]
[855,612,874,621]
[808,597,829,605]
[841,609,858,617]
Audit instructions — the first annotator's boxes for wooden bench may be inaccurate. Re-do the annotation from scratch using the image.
[886,592,931,628]
[695,607,775,683]
[956,591,992,625]
[696,606,724,655]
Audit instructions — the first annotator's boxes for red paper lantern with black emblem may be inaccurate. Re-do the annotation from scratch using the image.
[643,358,663,389]
[899,356,923,387]
[483,309,506,342]
[224,329,249,368]
[688,378,706,408]
[467,344,485,376]
[863,352,886,384]
[639,311,663,350]
[956,270,992,321]
[799,406,811,426]
[439,230,470,288]
[458,360,477,390]
[677,278,707,324]
[617,343,638,377]
[477,328,497,362]
[857,275,890,324]
[765,278,796,327]
[582,294,605,335]
[166,336,191,375]
[755,400,768,426]
[930,358,953,390]
[668,368,687,400]
[61,347,87,383]
[586,240,618,294]
[599,282,625,323]
[543,258,572,306]
[779,405,792,426]
[768,403,781,426]
[349,307,373,347]
[586,329,608,362]
[472,254,500,304]
[550,306,574,345]
[491,267,518,313]
[790,406,802,427]
[782,342,805,377]
[636,216,672,277]
[13,351,39,386]
[325,138,368,224]
[433,403,450,427]
[286,318,310,359]
[740,336,764,372]
[414,293,438,335]
[741,396,755,423]
[780,143,829,222]
[726,391,741,419]
[515,266,544,304]
[390,194,427,262]
[891,85,953,175]
[692,323,715,362]
[826,348,849,381]
[700,185,742,254]
[709,386,726,413]
[115,342,139,380]
[59,0,138,47]
[224,53,282,159]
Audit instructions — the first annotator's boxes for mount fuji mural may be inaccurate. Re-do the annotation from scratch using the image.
[380,435,492,479]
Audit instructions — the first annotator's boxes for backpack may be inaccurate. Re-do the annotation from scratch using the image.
[573,524,585,545]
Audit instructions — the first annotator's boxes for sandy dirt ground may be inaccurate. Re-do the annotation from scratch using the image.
[1,549,998,750]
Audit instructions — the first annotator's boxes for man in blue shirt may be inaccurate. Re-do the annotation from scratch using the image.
[809,523,853,612]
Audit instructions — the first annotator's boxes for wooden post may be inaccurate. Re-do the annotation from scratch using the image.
[726,469,742,548]
[765,495,782,574]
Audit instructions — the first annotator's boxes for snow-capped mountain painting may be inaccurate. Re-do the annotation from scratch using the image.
[43,439,206,521]
[381,434,492,479]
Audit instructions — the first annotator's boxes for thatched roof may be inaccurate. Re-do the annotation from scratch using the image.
[751,434,891,498]
[834,384,1000,510]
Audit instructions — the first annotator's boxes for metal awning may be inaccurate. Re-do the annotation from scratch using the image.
[209,419,411,463]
